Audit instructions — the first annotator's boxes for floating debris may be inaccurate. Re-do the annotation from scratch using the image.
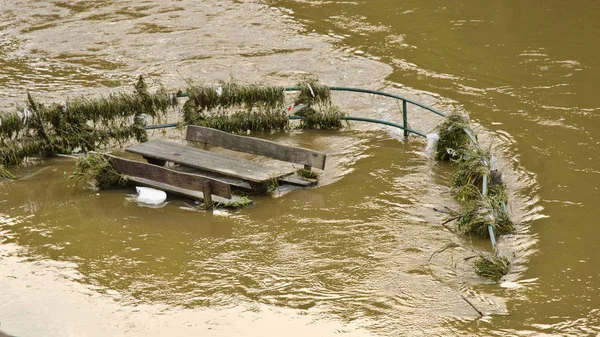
[435,112,471,161]
[191,109,290,133]
[182,79,342,133]
[215,195,252,208]
[0,165,15,180]
[474,254,510,282]
[66,152,128,189]
[0,76,176,168]
[298,106,346,130]
[293,78,331,107]
[436,111,515,280]
[296,168,319,179]
[453,195,515,237]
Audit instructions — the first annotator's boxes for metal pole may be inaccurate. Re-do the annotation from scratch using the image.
[482,174,497,249]
[402,100,408,138]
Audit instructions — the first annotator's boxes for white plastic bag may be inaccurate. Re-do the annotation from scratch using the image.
[136,186,167,205]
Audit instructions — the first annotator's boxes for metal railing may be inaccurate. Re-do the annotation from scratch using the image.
[167,86,499,252]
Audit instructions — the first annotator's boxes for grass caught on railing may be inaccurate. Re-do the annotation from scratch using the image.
[298,106,346,130]
[452,147,490,190]
[474,254,510,282]
[435,112,471,161]
[294,78,331,107]
[0,76,175,169]
[189,109,290,133]
[453,195,514,237]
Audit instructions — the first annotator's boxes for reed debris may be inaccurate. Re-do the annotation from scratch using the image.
[436,112,471,161]
[66,152,128,189]
[474,254,510,282]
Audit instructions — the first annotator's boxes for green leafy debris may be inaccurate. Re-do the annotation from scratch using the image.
[0,76,176,169]
[436,112,471,161]
[296,168,319,179]
[474,254,510,282]
[67,152,128,189]
[0,165,15,180]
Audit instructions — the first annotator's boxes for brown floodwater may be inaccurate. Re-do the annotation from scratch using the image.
[0,0,596,336]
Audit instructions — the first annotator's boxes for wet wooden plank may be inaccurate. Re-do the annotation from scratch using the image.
[279,175,318,187]
[175,165,253,190]
[126,139,295,183]
[106,154,231,199]
[186,125,327,170]
[128,177,251,206]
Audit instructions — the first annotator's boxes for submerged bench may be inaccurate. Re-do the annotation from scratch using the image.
[125,125,327,197]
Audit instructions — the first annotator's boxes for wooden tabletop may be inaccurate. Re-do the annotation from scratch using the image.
[126,139,294,183]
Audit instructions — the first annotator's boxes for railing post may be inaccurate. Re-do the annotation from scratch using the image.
[482,174,497,250]
[402,100,408,138]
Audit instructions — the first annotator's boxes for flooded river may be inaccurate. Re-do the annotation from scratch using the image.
[0,0,598,336]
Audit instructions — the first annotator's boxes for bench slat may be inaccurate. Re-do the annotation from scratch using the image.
[128,176,250,206]
[106,154,232,199]
[126,139,294,183]
[186,125,326,170]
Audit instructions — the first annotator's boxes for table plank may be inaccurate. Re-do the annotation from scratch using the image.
[127,139,294,183]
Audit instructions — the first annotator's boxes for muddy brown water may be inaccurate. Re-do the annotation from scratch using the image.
[0,1,597,336]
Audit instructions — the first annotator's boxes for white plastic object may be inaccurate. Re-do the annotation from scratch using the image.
[216,86,223,97]
[136,186,167,205]
[490,156,498,171]
[425,133,440,156]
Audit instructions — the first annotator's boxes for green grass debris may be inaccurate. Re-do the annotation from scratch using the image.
[474,254,510,281]
[0,165,15,180]
[436,112,471,161]
[67,152,128,189]
[0,76,175,169]
[451,192,515,238]
[452,147,490,190]
[296,168,319,179]
[215,196,253,208]
[298,106,346,130]
[294,78,331,107]
[190,109,290,133]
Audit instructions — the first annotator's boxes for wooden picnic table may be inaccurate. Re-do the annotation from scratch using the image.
[126,139,295,184]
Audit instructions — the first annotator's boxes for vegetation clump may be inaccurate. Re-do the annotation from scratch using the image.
[293,78,331,107]
[182,82,286,126]
[452,147,490,190]
[473,254,510,282]
[296,168,319,179]
[453,195,515,237]
[182,79,344,133]
[191,109,289,133]
[0,165,15,180]
[215,196,253,208]
[435,112,471,161]
[0,76,176,169]
[298,106,346,130]
[436,111,516,281]
[67,152,128,189]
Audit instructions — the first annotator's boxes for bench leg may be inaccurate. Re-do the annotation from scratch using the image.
[304,164,312,171]
[249,181,268,194]
[143,156,166,167]
[202,181,213,209]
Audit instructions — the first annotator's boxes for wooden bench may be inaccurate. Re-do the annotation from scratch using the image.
[126,125,327,195]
